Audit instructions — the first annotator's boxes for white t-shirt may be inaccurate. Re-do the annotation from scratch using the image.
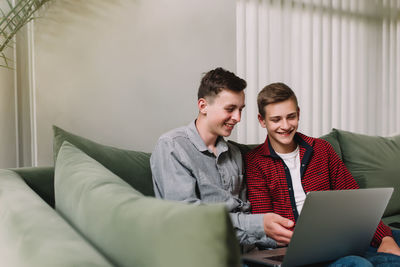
[276,146,306,214]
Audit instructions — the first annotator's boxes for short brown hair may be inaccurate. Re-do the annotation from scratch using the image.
[198,67,246,102]
[257,82,298,118]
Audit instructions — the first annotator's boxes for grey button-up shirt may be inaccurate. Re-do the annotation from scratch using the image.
[150,121,276,248]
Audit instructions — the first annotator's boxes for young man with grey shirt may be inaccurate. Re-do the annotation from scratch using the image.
[150,67,293,249]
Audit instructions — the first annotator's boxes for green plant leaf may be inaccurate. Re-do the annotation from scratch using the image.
[0,0,50,68]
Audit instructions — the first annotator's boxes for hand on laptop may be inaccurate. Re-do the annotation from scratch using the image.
[378,236,400,256]
[263,213,294,246]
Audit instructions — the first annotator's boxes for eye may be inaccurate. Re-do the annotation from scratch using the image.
[225,107,234,113]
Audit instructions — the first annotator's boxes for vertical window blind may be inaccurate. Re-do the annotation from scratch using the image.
[236,0,400,144]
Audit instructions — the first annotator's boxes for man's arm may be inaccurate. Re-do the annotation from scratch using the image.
[245,153,294,245]
[150,137,201,203]
[230,212,276,248]
[325,141,359,190]
[151,137,277,247]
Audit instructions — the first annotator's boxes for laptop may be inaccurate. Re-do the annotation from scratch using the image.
[242,188,393,267]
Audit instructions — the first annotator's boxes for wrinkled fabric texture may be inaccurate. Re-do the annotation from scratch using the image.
[151,120,276,248]
[328,256,374,267]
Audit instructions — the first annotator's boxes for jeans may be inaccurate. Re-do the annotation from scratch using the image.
[243,230,400,266]
[363,229,400,266]
[328,229,400,267]
[328,256,373,267]
[243,255,373,267]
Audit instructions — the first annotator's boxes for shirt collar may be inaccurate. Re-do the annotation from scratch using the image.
[186,120,228,155]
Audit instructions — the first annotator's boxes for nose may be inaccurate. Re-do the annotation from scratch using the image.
[232,109,241,123]
[281,119,289,129]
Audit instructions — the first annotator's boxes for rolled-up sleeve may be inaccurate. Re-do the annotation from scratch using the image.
[230,212,277,248]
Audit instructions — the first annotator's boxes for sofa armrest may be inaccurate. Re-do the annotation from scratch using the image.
[0,169,111,266]
[11,166,55,208]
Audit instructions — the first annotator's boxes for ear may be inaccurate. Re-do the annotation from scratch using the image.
[258,114,267,128]
[198,98,208,115]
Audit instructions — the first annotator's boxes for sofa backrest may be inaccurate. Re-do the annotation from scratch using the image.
[46,126,400,219]
[53,125,155,197]
[326,129,400,217]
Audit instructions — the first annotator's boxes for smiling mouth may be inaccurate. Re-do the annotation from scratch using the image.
[277,129,294,136]
[224,123,235,130]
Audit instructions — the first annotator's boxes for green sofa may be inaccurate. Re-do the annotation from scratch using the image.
[3,126,240,267]
[1,126,400,266]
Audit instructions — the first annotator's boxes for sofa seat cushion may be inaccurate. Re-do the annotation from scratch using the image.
[53,125,154,196]
[0,169,111,267]
[55,141,240,267]
[334,129,400,217]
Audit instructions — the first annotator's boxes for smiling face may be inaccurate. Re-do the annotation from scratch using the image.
[258,98,299,153]
[198,88,245,140]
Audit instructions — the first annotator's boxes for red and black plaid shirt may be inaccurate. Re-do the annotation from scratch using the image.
[245,132,392,247]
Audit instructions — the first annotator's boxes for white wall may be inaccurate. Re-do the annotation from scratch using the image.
[0,50,17,168]
[27,0,236,166]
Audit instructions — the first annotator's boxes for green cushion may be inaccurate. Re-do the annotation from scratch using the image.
[53,125,154,196]
[335,129,400,217]
[319,129,342,160]
[55,141,240,267]
[0,169,111,267]
[11,166,55,208]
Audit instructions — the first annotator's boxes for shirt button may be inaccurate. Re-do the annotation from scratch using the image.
[288,187,292,191]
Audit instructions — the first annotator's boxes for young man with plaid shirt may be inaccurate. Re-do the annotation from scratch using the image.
[245,82,400,266]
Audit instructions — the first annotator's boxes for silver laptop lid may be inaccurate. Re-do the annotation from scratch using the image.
[282,188,393,267]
